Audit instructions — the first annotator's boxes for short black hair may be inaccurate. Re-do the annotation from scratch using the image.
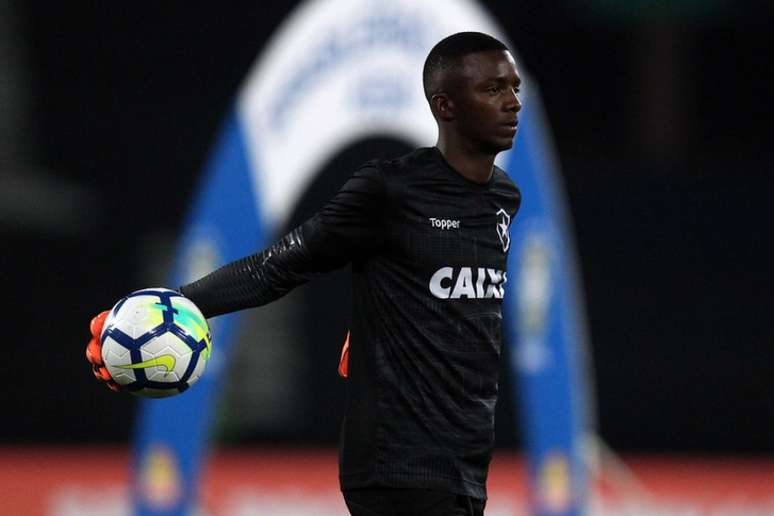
[422,31,510,100]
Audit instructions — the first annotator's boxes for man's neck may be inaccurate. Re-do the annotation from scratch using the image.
[436,136,496,185]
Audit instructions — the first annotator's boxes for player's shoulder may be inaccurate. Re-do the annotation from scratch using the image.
[492,164,519,192]
[362,147,435,177]
[340,149,431,203]
[491,164,522,212]
[352,148,436,198]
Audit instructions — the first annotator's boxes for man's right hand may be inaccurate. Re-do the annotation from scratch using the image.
[85,310,120,392]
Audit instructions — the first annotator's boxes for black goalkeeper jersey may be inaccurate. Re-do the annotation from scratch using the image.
[181,147,521,499]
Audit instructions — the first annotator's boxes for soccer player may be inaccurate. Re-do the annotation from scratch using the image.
[87,31,522,515]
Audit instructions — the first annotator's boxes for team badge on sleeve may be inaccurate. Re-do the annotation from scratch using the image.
[496,208,511,252]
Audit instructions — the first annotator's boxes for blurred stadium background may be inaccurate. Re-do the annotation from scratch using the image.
[2,0,774,514]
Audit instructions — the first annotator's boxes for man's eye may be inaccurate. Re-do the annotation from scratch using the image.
[487,86,500,94]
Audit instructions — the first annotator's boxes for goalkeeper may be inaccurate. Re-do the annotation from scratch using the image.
[87,31,522,516]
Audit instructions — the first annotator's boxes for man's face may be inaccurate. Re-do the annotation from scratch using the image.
[450,50,522,154]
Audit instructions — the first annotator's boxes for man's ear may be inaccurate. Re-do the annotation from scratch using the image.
[431,93,455,122]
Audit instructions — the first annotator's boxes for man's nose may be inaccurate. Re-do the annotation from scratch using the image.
[505,89,521,112]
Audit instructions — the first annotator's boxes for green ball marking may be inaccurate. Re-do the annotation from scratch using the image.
[115,355,176,374]
[170,300,212,359]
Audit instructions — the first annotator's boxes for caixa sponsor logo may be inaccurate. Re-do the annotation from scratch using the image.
[429,267,507,299]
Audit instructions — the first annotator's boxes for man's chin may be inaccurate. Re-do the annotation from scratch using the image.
[492,136,515,153]
[476,135,516,155]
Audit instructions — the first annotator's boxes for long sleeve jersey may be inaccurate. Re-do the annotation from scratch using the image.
[181,147,521,499]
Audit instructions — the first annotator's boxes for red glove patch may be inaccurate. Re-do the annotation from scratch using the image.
[338,331,350,378]
[85,310,120,391]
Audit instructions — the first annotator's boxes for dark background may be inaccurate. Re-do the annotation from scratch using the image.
[3,1,773,453]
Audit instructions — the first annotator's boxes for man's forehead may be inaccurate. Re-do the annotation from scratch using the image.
[456,50,519,79]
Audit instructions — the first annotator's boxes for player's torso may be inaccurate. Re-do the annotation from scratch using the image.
[379,152,518,310]
[342,149,520,495]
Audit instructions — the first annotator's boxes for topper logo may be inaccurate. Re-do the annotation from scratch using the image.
[429,267,507,299]
[429,217,460,230]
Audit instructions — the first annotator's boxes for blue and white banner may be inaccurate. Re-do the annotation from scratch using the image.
[130,1,592,514]
[131,110,265,515]
[504,90,593,515]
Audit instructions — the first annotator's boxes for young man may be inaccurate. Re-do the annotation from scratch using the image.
[87,31,522,515]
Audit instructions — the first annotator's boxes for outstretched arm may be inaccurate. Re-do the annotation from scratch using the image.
[85,163,384,391]
[180,226,324,318]
[179,163,385,319]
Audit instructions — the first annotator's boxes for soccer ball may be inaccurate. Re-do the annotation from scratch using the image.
[100,288,212,398]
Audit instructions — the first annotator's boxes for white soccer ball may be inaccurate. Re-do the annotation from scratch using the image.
[100,288,212,398]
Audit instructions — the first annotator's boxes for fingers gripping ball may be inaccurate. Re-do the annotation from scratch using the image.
[99,288,213,398]
[86,310,121,391]
[86,310,109,366]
